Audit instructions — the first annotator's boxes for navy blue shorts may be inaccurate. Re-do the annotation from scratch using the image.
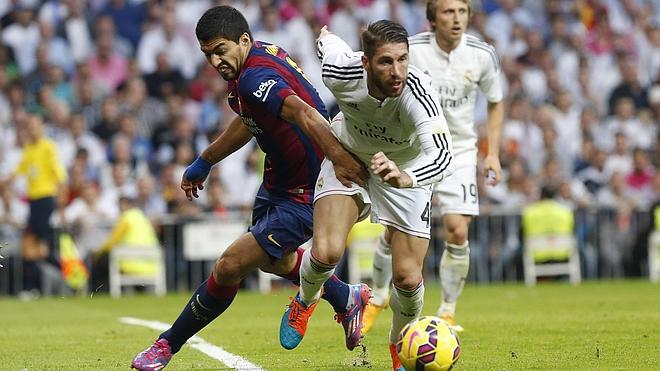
[249,185,313,262]
[28,196,55,245]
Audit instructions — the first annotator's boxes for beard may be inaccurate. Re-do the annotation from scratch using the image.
[370,73,405,98]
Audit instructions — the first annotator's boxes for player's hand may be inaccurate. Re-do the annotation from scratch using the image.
[333,151,369,187]
[317,25,331,41]
[371,152,413,188]
[483,154,501,186]
[181,156,213,201]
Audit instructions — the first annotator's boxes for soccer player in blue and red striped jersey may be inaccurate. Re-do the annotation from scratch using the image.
[131,6,370,370]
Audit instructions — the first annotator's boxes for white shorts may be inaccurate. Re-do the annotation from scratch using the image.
[314,158,433,239]
[434,164,479,216]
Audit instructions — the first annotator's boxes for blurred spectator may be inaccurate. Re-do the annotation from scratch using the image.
[254,5,293,51]
[92,96,120,143]
[100,0,148,49]
[0,182,29,245]
[205,176,227,216]
[143,51,186,99]
[62,0,94,64]
[329,0,365,51]
[603,132,633,177]
[135,173,167,224]
[38,19,74,76]
[116,77,167,138]
[69,113,107,171]
[88,32,129,92]
[2,4,40,75]
[58,180,114,258]
[598,96,647,151]
[577,148,610,195]
[608,57,649,114]
[626,148,656,206]
[95,14,134,58]
[136,10,199,79]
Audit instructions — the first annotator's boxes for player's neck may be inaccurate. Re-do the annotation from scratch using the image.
[367,79,387,102]
[435,33,461,54]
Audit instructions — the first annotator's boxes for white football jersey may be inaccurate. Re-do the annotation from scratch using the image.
[317,33,454,187]
[409,32,503,165]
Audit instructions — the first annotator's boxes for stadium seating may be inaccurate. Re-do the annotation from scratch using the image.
[108,246,166,298]
[523,234,581,286]
[346,220,385,284]
[649,231,660,283]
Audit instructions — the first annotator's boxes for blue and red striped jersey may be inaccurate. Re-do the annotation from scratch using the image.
[227,41,327,203]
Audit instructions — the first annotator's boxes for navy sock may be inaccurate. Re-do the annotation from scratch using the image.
[160,275,238,353]
[277,248,351,313]
[322,275,351,313]
[23,261,41,291]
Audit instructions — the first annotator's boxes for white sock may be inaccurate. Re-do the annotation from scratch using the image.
[438,241,470,315]
[371,235,392,306]
[299,249,335,306]
[389,281,424,344]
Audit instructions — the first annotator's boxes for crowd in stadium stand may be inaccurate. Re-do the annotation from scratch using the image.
[0,0,657,263]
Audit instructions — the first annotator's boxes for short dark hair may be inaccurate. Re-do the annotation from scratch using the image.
[195,5,252,44]
[540,184,557,200]
[361,20,408,59]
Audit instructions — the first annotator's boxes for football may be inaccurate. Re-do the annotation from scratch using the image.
[396,316,461,371]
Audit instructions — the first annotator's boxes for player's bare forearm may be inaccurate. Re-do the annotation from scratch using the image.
[485,101,504,185]
[201,115,253,164]
[486,101,504,158]
[281,95,368,185]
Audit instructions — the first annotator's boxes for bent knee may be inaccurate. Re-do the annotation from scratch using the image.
[444,221,469,244]
[214,255,243,282]
[312,237,346,265]
[392,273,423,291]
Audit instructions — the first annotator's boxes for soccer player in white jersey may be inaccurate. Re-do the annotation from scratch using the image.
[363,0,504,333]
[278,20,454,370]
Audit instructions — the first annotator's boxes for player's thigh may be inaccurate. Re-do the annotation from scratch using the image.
[389,227,429,289]
[312,194,363,263]
[434,165,479,216]
[215,232,272,282]
[313,157,371,262]
[369,179,433,239]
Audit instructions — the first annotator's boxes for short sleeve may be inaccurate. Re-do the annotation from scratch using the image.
[238,67,297,118]
[477,46,503,103]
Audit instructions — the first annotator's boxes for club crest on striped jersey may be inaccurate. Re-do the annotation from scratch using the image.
[264,45,279,56]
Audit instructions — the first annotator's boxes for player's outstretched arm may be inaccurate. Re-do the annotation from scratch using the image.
[281,95,368,187]
[181,116,253,200]
[483,100,504,186]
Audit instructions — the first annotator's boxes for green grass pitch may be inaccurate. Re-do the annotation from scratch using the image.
[1,280,658,370]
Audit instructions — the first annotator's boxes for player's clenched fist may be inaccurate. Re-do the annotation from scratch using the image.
[370,152,412,188]
[181,156,213,201]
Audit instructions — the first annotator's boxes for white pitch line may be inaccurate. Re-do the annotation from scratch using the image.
[119,316,264,370]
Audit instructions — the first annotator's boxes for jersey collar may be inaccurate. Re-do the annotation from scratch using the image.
[431,33,466,60]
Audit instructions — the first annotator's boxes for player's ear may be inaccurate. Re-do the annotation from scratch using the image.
[240,33,250,46]
[361,55,368,69]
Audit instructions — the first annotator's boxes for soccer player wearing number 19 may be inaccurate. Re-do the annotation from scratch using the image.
[279,21,454,371]
[131,6,371,370]
[363,0,504,335]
